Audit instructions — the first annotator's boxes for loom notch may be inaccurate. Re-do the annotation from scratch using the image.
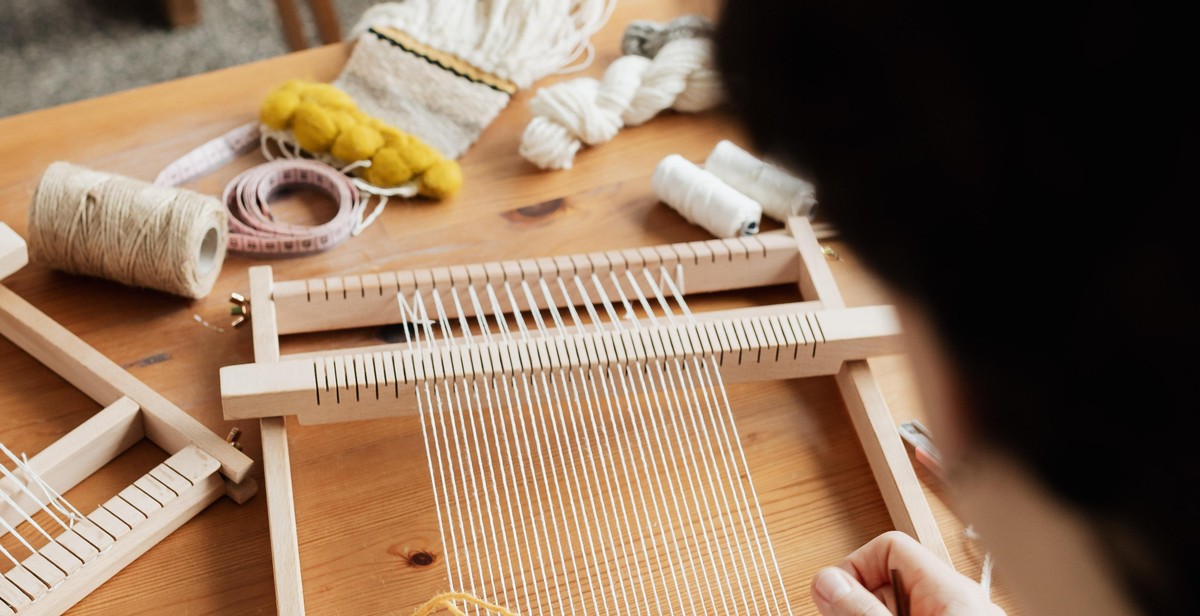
[221,305,905,424]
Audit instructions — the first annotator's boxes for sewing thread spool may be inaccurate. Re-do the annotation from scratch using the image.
[704,139,818,222]
[27,161,228,299]
[653,154,761,238]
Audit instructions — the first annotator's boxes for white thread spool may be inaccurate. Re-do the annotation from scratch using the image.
[653,154,761,238]
[27,161,228,299]
[704,139,818,222]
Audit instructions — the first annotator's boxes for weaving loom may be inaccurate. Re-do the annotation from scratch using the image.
[0,223,256,615]
[219,217,947,614]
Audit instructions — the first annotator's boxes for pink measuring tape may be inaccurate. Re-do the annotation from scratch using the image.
[222,159,363,256]
[155,121,370,257]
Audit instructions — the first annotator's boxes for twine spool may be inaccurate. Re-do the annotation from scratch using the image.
[27,161,228,299]
[653,154,761,238]
[704,139,818,222]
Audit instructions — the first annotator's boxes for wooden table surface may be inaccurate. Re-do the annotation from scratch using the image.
[0,1,1020,613]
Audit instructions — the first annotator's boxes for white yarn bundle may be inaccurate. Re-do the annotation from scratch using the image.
[653,141,819,239]
[705,140,819,220]
[653,155,761,238]
[519,21,724,170]
[349,0,617,90]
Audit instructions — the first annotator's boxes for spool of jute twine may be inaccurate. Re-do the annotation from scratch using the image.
[27,161,228,299]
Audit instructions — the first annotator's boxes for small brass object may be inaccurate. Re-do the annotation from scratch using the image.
[226,427,243,451]
[229,292,251,328]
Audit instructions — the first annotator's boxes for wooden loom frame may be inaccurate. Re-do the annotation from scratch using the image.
[218,217,948,615]
[0,222,257,615]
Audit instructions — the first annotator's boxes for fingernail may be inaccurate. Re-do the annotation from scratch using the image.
[814,567,853,603]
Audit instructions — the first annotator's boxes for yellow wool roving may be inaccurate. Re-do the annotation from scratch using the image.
[260,79,463,200]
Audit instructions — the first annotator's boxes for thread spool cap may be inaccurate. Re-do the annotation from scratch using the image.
[197,226,220,276]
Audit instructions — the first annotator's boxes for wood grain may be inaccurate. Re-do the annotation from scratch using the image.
[0,0,1020,613]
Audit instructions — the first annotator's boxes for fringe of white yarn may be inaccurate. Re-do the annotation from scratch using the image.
[350,0,617,90]
[519,36,724,170]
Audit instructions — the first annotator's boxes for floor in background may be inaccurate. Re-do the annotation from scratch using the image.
[0,0,380,119]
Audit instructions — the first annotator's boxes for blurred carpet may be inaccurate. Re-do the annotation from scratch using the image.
[0,0,379,118]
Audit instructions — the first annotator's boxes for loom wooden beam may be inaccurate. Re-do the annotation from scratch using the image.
[280,300,828,361]
[217,220,947,612]
[787,216,951,565]
[0,396,142,530]
[3,446,224,615]
[0,222,258,613]
[0,224,26,281]
[268,233,803,335]
[248,265,307,616]
[220,304,904,424]
[0,283,254,487]
[3,221,254,490]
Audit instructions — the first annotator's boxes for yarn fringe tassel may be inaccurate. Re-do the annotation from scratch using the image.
[410,591,518,616]
[350,0,617,90]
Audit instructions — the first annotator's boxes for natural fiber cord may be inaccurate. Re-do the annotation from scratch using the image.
[410,591,518,616]
[27,161,227,299]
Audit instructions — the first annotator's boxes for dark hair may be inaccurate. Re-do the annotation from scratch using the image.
[715,1,1197,613]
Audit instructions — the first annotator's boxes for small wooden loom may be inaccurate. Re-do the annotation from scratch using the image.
[218,217,948,614]
[0,222,257,615]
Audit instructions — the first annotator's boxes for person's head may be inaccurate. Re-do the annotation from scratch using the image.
[714,1,1196,614]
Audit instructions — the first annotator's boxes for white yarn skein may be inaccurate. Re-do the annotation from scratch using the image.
[520,37,723,170]
[653,154,762,239]
[623,37,722,122]
[705,140,819,222]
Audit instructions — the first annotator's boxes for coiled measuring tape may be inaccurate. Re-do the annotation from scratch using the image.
[155,122,378,257]
[222,159,364,256]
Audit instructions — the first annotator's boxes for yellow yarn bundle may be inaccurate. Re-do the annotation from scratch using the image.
[409,591,517,616]
[260,79,463,200]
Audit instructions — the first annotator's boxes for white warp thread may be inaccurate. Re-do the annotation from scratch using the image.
[349,0,617,90]
[520,36,724,170]
[705,140,819,222]
[653,154,761,239]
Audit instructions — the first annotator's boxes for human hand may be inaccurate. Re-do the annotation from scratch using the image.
[811,531,1005,616]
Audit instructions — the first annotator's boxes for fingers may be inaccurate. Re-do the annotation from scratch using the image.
[812,566,895,616]
[817,531,1006,616]
[841,530,952,590]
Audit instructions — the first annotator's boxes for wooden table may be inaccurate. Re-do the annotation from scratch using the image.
[0,0,1018,613]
